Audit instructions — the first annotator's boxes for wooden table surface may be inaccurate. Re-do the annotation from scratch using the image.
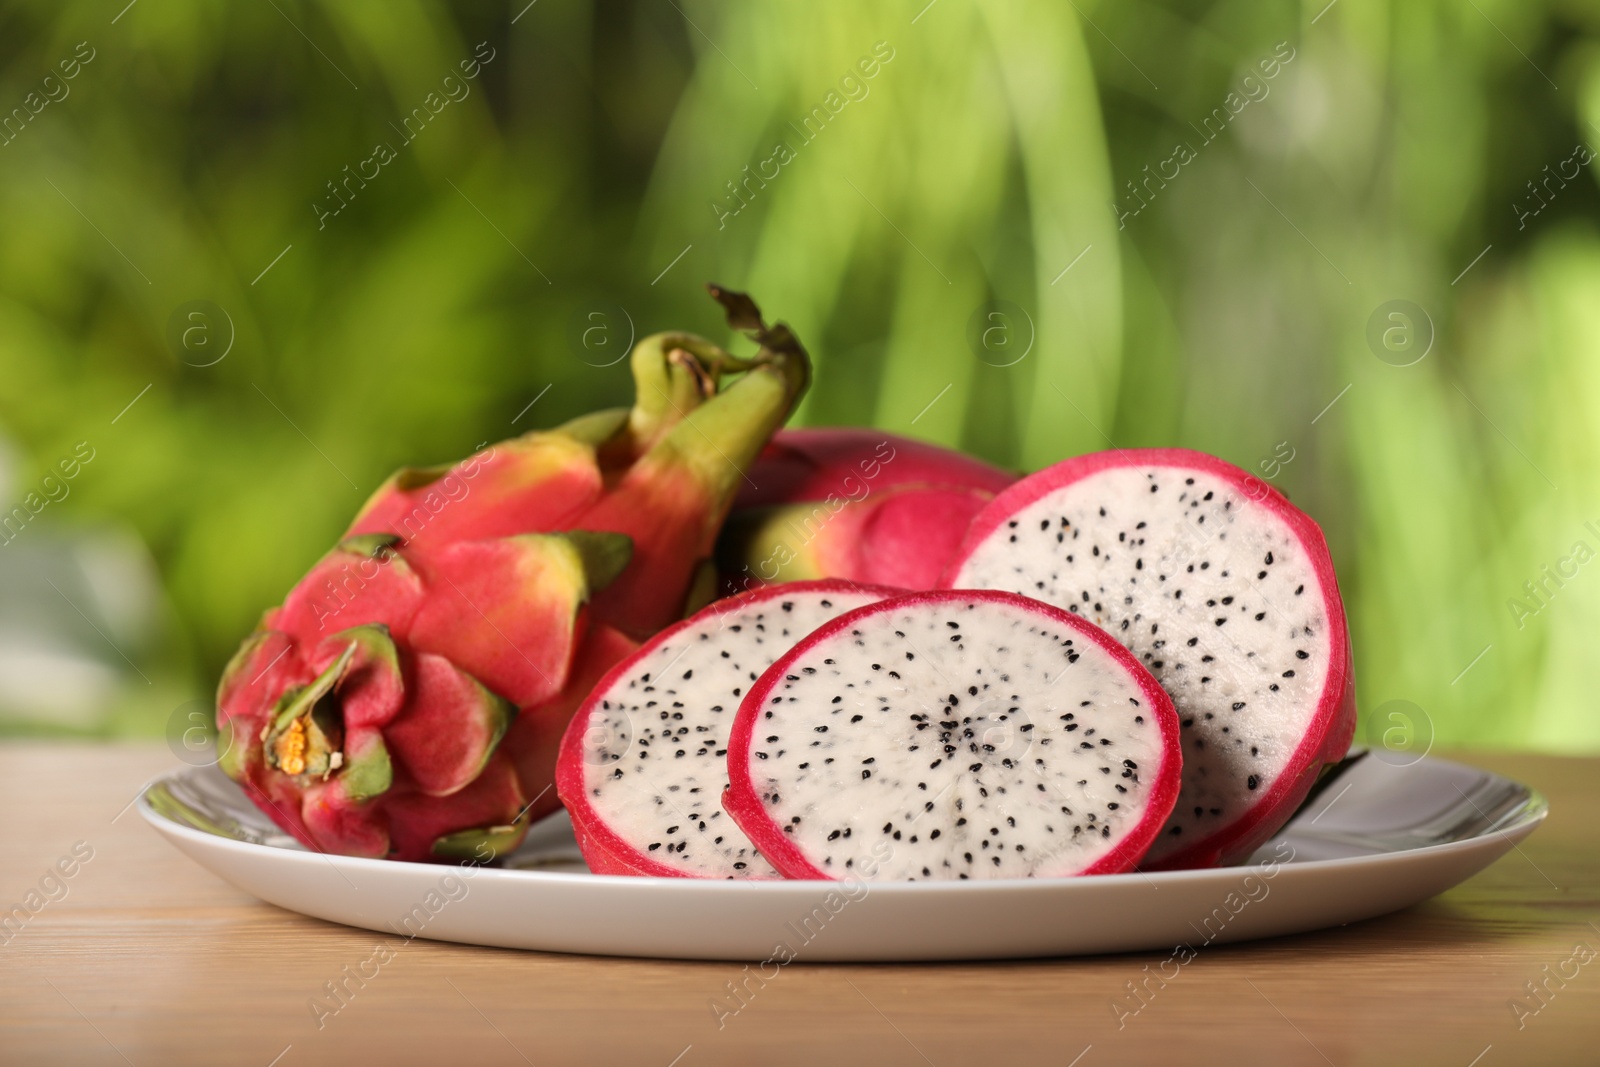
[0,744,1594,1066]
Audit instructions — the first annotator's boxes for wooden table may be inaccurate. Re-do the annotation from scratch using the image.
[0,744,1594,1066]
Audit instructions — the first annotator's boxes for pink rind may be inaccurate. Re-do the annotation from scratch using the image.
[724,588,1184,881]
[737,428,1016,507]
[555,578,903,879]
[940,447,1357,870]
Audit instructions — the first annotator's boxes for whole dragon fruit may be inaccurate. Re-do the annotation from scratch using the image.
[723,589,1183,880]
[716,429,1015,591]
[217,288,811,862]
[557,579,897,878]
[942,448,1356,870]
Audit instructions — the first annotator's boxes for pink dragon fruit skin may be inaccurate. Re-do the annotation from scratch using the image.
[347,287,811,642]
[216,288,811,863]
[217,529,634,863]
[717,429,1016,592]
[942,447,1357,870]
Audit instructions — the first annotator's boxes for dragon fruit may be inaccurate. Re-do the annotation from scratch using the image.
[557,579,898,878]
[941,448,1356,870]
[724,589,1182,880]
[216,287,812,861]
[717,429,1015,591]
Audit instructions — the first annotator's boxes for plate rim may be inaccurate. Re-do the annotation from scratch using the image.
[137,753,1549,896]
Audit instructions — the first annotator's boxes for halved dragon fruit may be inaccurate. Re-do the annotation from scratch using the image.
[556,579,898,878]
[724,590,1181,880]
[942,448,1356,869]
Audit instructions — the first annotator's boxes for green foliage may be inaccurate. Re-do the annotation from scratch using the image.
[0,0,1596,749]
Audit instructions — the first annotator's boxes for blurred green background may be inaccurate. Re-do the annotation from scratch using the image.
[0,0,1595,751]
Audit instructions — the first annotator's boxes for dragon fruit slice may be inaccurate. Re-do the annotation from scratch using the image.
[942,448,1356,870]
[724,589,1182,880]
[216,288,811,861]
[556,579,898,878]
[717,429,1016,591]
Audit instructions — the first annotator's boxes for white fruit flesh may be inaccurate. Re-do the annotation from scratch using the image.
[950,464,1331,864]
[580,589,882,877]
[742,597,1169,880]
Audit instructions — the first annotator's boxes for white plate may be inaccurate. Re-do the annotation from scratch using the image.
[139,750,1545,961]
